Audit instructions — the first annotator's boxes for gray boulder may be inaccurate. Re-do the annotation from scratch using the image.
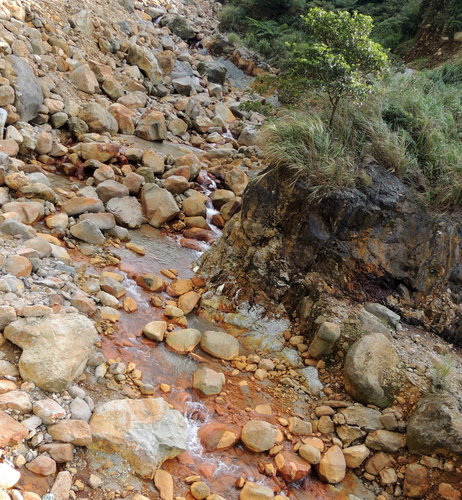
[89,398,188,477]
[4,313,98,392]
[344,332,402,408]
[4,56,43,122]
[197,61,227,85]
[406,393,462,456]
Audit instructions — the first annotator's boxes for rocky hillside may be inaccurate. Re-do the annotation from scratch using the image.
[0,0,460,499]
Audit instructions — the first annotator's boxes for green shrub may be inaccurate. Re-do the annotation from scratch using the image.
[219,5,247,32]
[261,68,462,209]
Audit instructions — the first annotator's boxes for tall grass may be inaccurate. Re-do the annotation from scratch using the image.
[261,61,462,210]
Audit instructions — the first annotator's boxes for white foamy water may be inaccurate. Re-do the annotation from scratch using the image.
[184,400,239,477]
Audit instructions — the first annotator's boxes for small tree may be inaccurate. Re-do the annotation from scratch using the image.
[288,8,389,126]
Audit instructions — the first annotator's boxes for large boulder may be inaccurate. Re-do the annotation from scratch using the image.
[4,56,43,122]
[406,393,462,456]
[344,332,402,409]
[199,165,462,345]
[89,398,188,478]
[141,183,179,228]
[4,314,98,392]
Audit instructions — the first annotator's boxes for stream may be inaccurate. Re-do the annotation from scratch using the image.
[43,167,376,499]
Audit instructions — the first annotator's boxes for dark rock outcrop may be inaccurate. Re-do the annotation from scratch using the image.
[200,164,462,344]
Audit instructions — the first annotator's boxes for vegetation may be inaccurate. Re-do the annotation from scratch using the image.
[221,1,462,210]
[260,61,462,209]
[287,8,388,126]
[219,0,425,61]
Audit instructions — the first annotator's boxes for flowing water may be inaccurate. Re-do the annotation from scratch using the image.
[45,158,375,500]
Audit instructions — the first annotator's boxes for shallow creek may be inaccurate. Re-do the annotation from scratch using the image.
[46,169,372,500]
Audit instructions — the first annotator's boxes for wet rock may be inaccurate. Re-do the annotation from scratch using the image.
[136,110,167,141]
[48,419,92,446]
[201,330,239,360]
[4,313,98,392]
[0,410,28,446]
[164,304,184,317]
[317,445,346,484]
[166,278,193,297]
[4,56,43,122]
[70,220,105,245]
[344,332,402,408]
[90,398,188,478]
[299,444,321,465]
[403,463,429,498]
[106,196,144,228]
[240,482,274,500]
[136,273,164,292]
[406,393,462,455]
[193,366,225,395]
[162,175,190,194]
[365,430,406,452]
[154,470,173,500]
[141,183,179,228]
[165,328,201,353]
[143,321,167,342]
[200,165,462,345]
[190,481,210,500]
[241,420,279,452]
[178,291,201,314]
[198,422,240,451]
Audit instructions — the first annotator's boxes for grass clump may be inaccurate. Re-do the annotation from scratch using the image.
[260,62,462,210]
